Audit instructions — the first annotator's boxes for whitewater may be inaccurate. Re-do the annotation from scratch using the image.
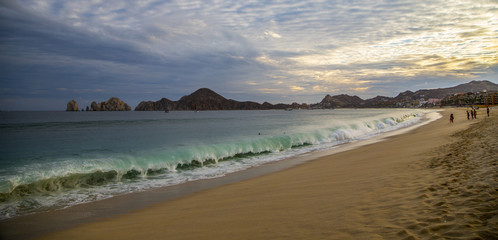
[0,109,436,219]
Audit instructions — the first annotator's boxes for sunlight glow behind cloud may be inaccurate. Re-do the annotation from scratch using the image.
[0,0,497,110]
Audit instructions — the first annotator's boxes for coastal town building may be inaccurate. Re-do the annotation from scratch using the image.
[441,91,498,107]
[483,92,497,105]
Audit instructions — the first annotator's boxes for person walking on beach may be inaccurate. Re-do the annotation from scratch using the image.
[487,106,490,117]
[471,109,474,119]
[474,109,477,119]
[450,113,454,123]
[467,110,470,120]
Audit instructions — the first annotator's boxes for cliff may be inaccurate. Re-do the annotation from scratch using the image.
[90,97,131,111]
[66,100,79,111]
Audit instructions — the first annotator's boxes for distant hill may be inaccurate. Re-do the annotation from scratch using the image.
[319,94,364,108]
[135,88,305,111]
[174,88,263,110]
[134,97,175,111]
[134,80,498,111]
[393,80,498,101]
[315,80,498,108]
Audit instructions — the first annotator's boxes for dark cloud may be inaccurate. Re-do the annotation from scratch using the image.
[0,1,269,110]
[0,0,496,110]
[0,4,159,65]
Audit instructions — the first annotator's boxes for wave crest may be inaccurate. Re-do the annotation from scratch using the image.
[0,110,428,219]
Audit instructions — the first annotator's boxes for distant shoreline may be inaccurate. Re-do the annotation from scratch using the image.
[61,81,498,112]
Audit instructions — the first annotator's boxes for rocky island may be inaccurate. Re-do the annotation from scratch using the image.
[66,97,131,111]
[90,97,131,111]
[66,100,79,111]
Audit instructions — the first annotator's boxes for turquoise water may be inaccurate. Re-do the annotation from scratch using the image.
[0,109,429,219]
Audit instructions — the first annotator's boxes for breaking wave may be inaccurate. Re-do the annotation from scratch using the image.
[0,110,430,219]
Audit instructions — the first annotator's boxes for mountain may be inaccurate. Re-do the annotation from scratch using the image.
[319,94,364,108]
[135,88,306,111]
[135,98,175,111]
[362,96,395,108]
[394,80,498,101]
[175,88,235,110]
[313,80,498,108]
[134,80,497,111]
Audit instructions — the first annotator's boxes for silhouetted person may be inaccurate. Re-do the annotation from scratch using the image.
[450,113,454,123]
[487,107,490,117]
[467,111,470,120]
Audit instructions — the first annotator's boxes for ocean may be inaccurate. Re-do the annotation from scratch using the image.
[0,109,433,219]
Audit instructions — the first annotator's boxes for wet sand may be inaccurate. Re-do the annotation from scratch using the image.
[6,108,498,239]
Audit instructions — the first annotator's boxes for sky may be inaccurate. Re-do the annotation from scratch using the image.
[1,0,497,110]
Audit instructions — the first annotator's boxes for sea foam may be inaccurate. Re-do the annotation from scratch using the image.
[0,109,432,219]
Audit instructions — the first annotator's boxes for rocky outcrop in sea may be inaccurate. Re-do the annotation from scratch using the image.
[90,97,131,111]
[66,100,79,111]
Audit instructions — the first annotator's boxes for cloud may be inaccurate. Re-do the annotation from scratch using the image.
[0,0,497,109]
[290,86,305,92]
[458,28,490,38]
[263,31,282,39]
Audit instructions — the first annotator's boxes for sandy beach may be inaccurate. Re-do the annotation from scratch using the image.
[4,108,497,239]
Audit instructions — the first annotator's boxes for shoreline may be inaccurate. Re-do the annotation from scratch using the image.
[1,108,495,239]
[0,110,437,239]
